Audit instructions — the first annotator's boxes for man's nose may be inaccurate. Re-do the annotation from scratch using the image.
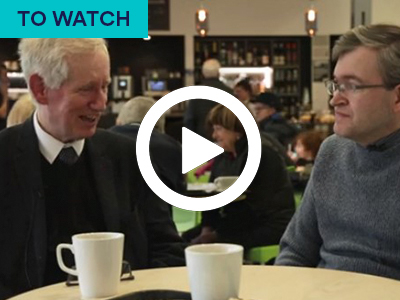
[90,91,107,111]
[329,92,347,107]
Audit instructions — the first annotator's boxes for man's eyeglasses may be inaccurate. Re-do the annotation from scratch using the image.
[324,80,388,96]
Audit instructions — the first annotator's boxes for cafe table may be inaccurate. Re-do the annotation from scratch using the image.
[9,265,400,300]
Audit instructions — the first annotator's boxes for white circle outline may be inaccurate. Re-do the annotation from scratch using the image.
[136,86,261,211]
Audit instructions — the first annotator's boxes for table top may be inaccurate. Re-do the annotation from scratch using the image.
[9,265,400,300]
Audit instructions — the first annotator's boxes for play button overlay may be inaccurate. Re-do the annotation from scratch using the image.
[182,127,223,174]
[136,85,261,211]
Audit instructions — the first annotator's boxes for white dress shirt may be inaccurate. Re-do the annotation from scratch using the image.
[33,111,84,164]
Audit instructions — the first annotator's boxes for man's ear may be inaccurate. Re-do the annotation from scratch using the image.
[29,74,48,105]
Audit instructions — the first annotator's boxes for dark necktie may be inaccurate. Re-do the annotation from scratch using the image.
[57,147,79,165]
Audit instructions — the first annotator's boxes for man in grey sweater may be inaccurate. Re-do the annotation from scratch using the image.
[275,24,400,280]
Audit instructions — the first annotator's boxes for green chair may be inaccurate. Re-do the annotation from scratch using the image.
[286,165,296,173]
[186,163,211,184]
[246,245,280,265]
[172,206,201,234]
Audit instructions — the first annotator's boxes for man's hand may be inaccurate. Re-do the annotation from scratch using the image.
[191,227,218,244]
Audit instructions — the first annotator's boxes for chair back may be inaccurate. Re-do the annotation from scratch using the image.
[172,206,201,233]
[246,245,280,265]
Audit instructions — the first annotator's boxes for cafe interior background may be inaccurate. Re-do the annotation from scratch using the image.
[0,0,398,142]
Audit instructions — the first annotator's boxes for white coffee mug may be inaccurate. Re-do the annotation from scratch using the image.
[185,243,243,300]
[56,232,124,299]
[214,176,239,191]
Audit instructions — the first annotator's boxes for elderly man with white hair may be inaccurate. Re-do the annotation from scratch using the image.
[110,96,184,194]
[183,58,233,139]
[0,39,185,300]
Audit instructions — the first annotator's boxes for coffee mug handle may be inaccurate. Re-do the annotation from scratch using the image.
[56,243,78,277]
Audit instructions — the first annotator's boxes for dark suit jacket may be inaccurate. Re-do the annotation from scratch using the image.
[109,124,184,194]
[183,78,233,139]
[0,119,185,299]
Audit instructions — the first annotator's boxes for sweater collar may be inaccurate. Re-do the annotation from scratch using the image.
[365,127,400,152]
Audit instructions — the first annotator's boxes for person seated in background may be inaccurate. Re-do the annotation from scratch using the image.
[182,104,295,250]
[0,38,184,300]
[0,63,9,130]
[184,58,233,140]
[234,78,253,104]
[276,24,400,280]
[6,93,36,127]
[110,96,184,194]
[289,130,324,171]
[251,92,298,147]
[194,78,255,179]
[287,130,324,190]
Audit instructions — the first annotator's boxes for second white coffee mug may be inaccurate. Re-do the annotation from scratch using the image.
[185,243,243,300]
[56,232,124,299]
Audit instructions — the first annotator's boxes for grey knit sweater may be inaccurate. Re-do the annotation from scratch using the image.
[276,130,400,280]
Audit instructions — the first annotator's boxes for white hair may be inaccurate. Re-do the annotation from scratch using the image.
[18,38,108,90]
[117,96,166,133]
[202,58,221,78]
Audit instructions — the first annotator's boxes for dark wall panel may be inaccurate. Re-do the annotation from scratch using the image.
[0,39,19,62]
[0,37,185,96]
[107,37,184,95]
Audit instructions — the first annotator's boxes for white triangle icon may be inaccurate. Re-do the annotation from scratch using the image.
[182,127,224,174]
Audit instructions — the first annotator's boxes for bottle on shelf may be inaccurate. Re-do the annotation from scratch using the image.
[203,44,210,62]
[261,47,270,66]
[286,84,292,94]
[292,69,298,80]
[232,42,239,66]
[286,70,292,81]
[274,69,281,82]
[227,43,233,65]
[286,43,292,65]
[238,47,246,66]
[279,43,286,65]
[220,42,227,66]
[272,43,279,65]
[195,41,202,67]
[280,69,285,82]
[292,42,298,64]
[290,99,297,118]
[252,47,259,66]
[246,46,253,65]
[279,69,284,81]
[273,70,278,83]
[282,106,289,118]
[292,84,298,95]
[302,87,311,111]
[212,41,218,57]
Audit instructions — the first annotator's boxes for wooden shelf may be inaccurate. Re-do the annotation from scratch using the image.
[193,36,310,119]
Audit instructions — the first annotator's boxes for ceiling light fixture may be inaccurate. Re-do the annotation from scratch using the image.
[196,2,209,37]
[305,1,318,37]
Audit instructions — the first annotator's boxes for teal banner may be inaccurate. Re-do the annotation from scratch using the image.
[1,0,147,37]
